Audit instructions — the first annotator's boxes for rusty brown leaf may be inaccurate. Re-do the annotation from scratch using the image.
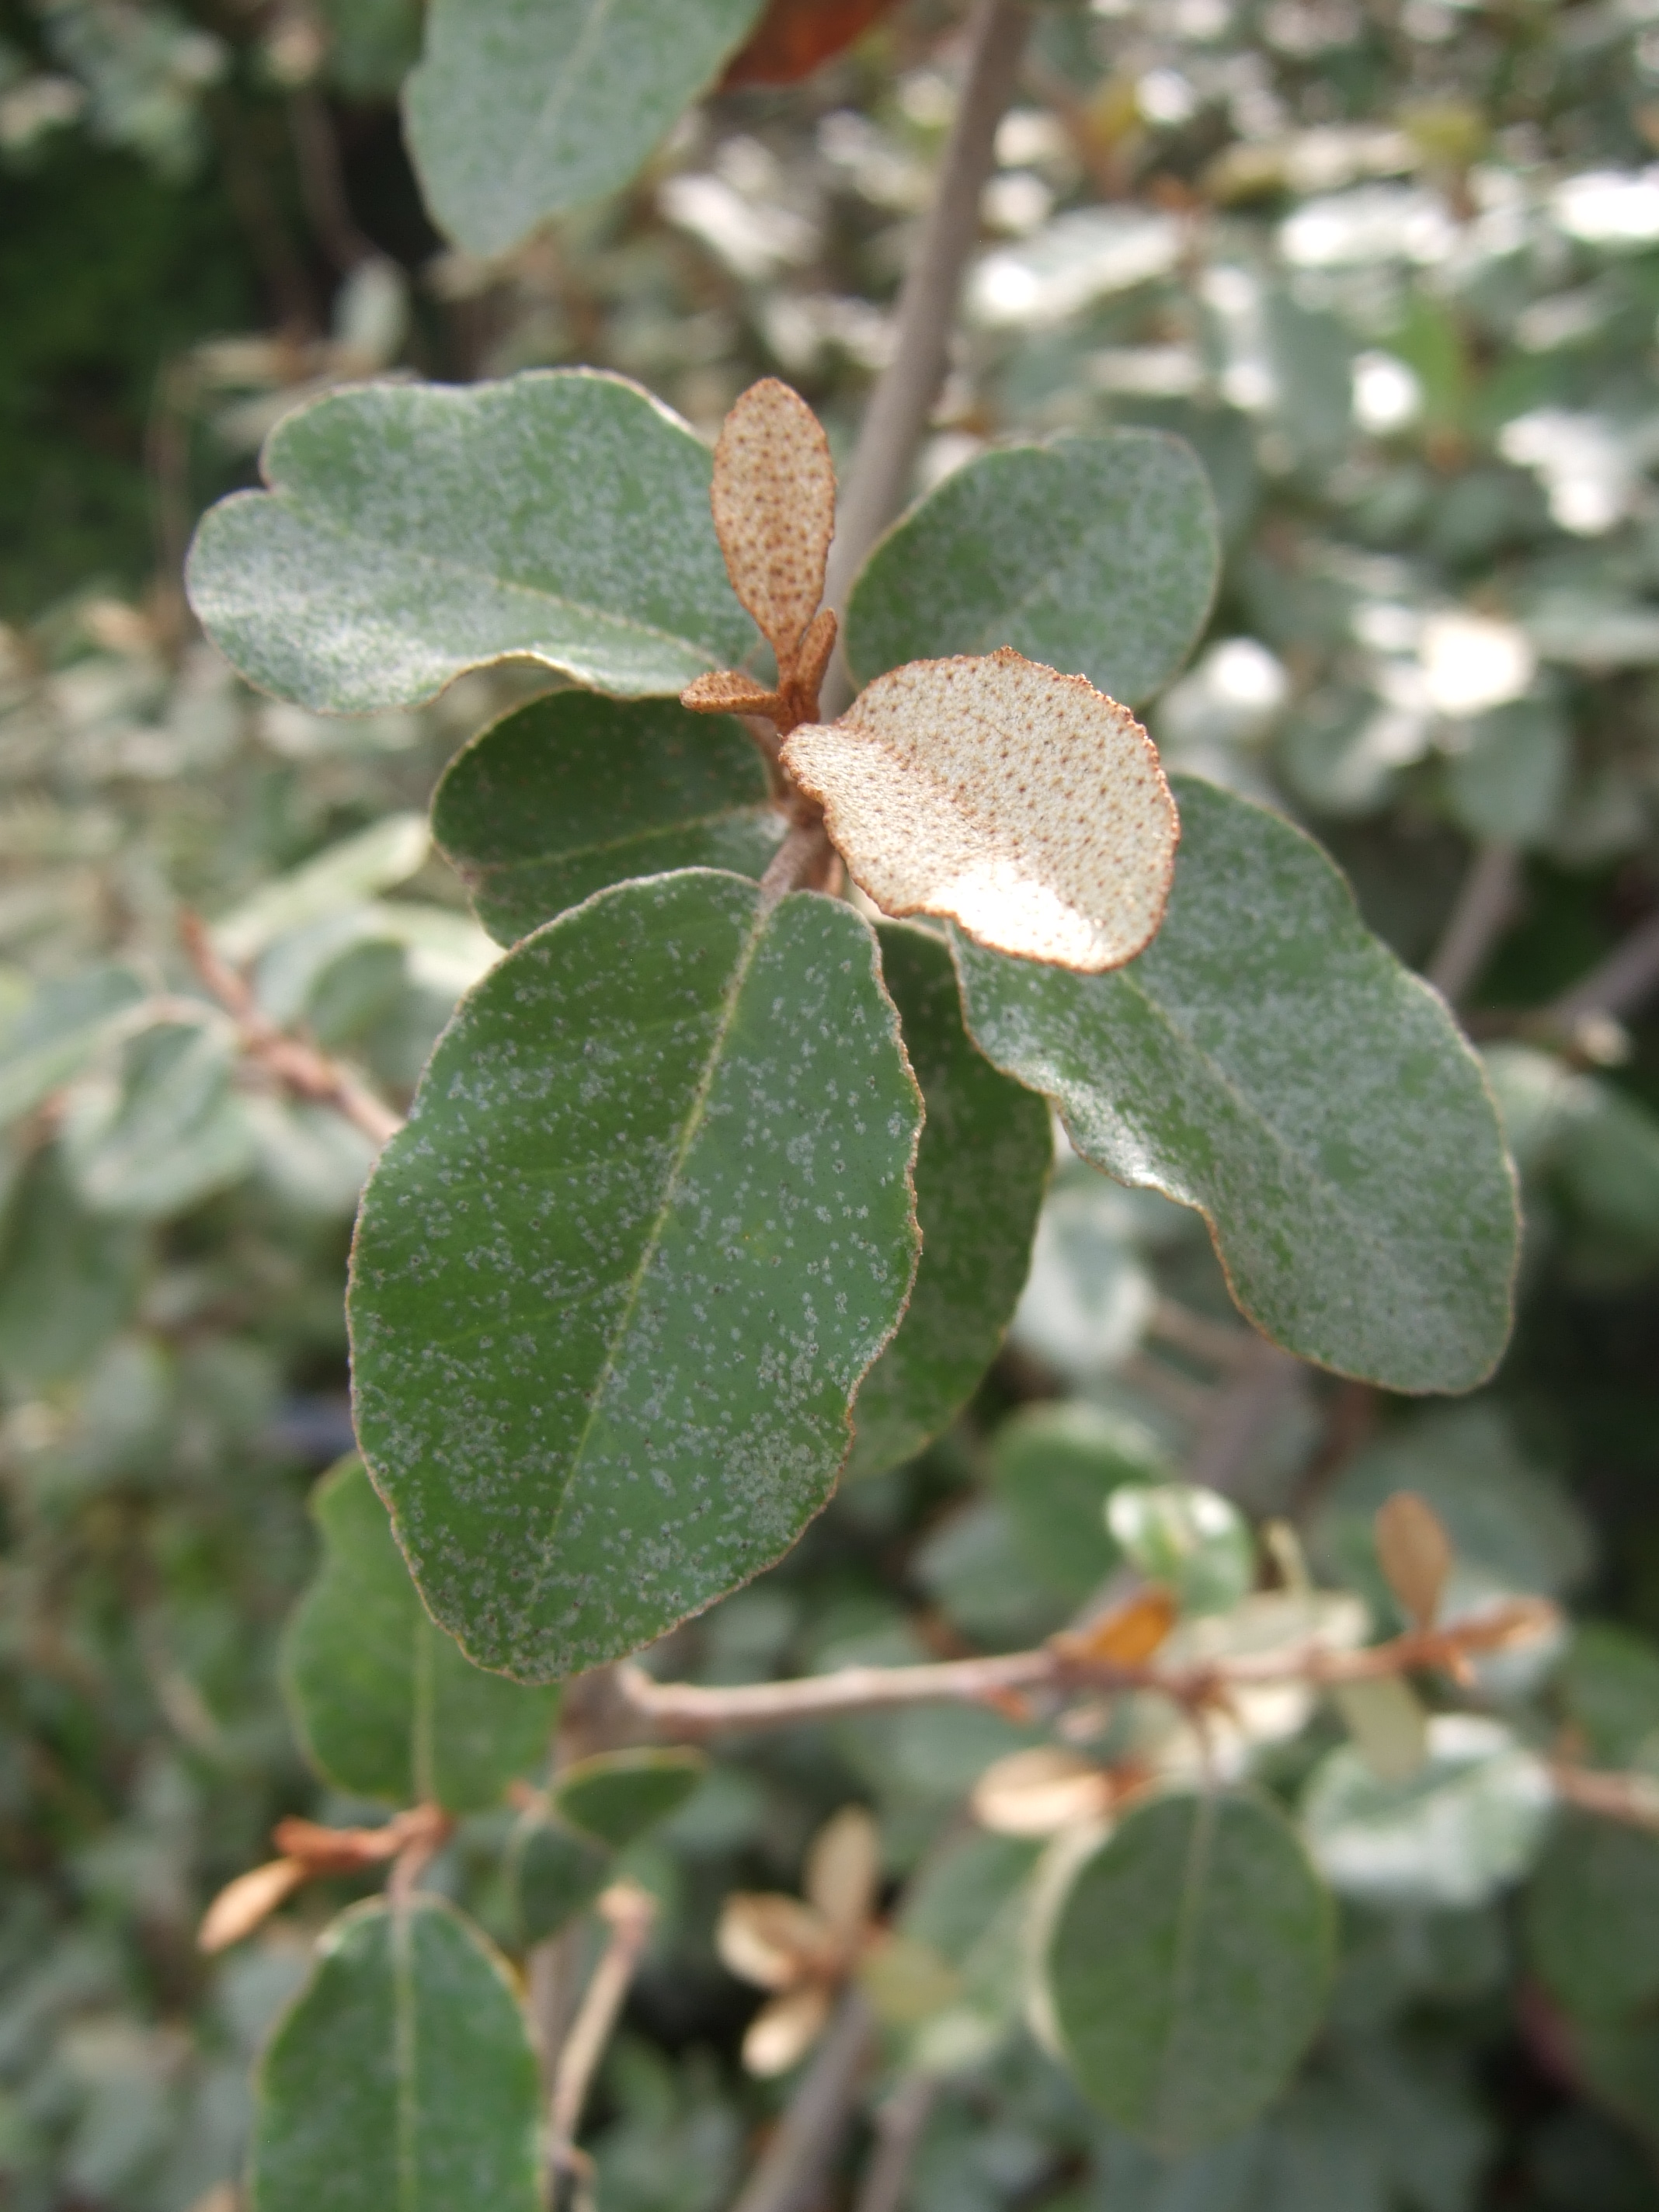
[781,649,1180,971]
[711,378,836,677]
[1373,1489,1453,1630]
[722,0,901,87]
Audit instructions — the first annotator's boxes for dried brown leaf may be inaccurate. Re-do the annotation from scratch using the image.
[781,649,1179,972]
[1066,1585,1179,1667]
[805,1805,879,1941]
[198,1856,308,1953]
[1374,1489,1452,1630]
[716,1892,833,1990]
[972,1748,1116,1837]
[711,379,836,672]
[722,0,900,86]
[743,1983,833,2075]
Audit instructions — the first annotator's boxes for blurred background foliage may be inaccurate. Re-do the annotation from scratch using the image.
[4,0,1659,2206]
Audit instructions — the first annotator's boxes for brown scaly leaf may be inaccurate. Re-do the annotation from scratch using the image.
[722,0,901,88]
[1373,1490,1452,1630]
[681,669,782,718]
[711,378,836,680]
[198,1856,308,1953]
[781,649,1180,972]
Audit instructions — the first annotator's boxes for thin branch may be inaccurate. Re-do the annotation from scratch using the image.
[1550,1761,1659,1835]
[1546,904,1659,1030]
[548,1881,658,2207]
[529,1922,588,2092]
[1426,841,1521,1007]
[820,0,1031,713]
[287,84,375,273]
[852,2073,938,2212]
[760,819,837,905]
[179,910,405,1148]
[730,1990,876,2212]
[614,1598,1560,1741]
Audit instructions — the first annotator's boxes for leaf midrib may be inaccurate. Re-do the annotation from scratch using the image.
[1103,953,1432,1283]
[1153,1794,1218,2146]
[534,891,772,1576]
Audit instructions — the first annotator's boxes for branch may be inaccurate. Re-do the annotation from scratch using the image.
[819,0,1031,712]
[730,1990,876,2212]
[1546,904,1659,1031]
[547,1880,658,2208]
[614,1598,1560,1740]
[1426,842,1522,1007]
[1550,1761,1659,1835]
[852,2073,938,2212]
[179,910,405,1149]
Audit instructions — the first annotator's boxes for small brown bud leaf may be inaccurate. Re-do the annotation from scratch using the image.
[1373,1489,1452,1630]
[681,669,781,718]
[781,649,1179,972]
[711,378,836,675]
[723,0,902,87]
[198,1856,308,1953]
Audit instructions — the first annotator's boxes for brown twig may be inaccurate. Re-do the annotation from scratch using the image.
[179,909,405,1149]
[760,819,838,905]
[1549,1761,1659,1834]
[851,2073,938,2212]
[547,1881,659,2210]
[612,1597,1560,1741]
[819,0,1032,712]
[287,83,375,273]
[1426,841,1522,1007]
[1546,904,1659,1030]
[730,1990,877,2212]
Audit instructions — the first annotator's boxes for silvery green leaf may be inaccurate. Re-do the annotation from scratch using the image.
[1301,1714,1553,1909]
[954,775,1518,1393]
[405,0,767,256]
[350,869,921,1680]
[844,433,1219,708]
[0,965,146,1129]
[186,372,755,713]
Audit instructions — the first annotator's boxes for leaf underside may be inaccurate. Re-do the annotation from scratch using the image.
[186,370,755,714]
[433,691,784,946]
[250,1897,541,2212]
[350,868,922,1681]
[847,923,1051,1478]
[1045,1791,1332,2155]
[954,774,1518,1392]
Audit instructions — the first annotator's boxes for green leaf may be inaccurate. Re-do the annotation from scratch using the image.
[404,0,766,257]
[212,813,431,965]
[250,1897,541,2212]
[1525,1811,1659,2021]
[551,1748,707,1847]
[845,433,1219,708]
[1567,2014,1659,2155]
[506,1811,611,1944]
[350,868,922,1680]
[1560,1622,1659,1769]
[952,774,1518,1393]
[282,1457,559,1812]
[0,965,145,1129]
[0,1149,144,1388]
[1301,1715,1552,1910]
[1444,698,1569,849]
[60,1024,255,1220]
[186,371,755,713]
[989,1400,1170,1606]
[847,923,1050,1479]
[433,693,784,947]
[1042,1790,1333,2155]
[1107,1483,1254,1616]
